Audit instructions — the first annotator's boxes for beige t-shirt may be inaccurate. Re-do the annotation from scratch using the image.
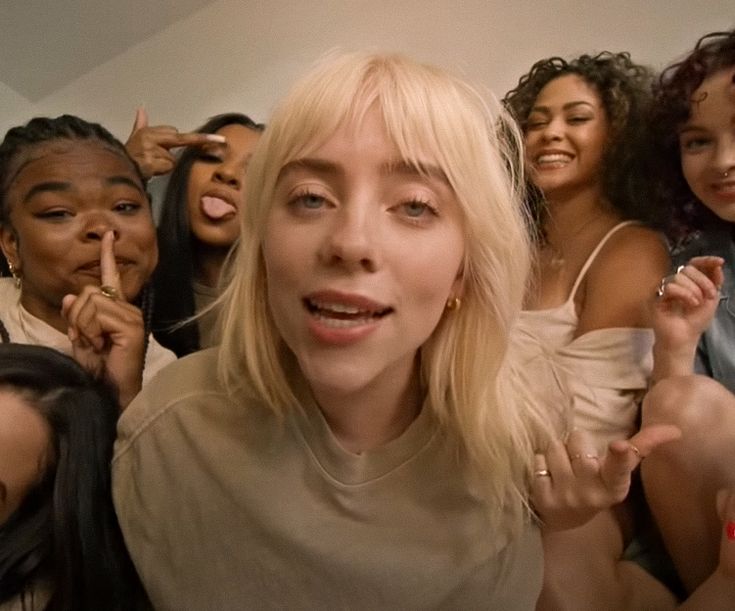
[113,349,543,611]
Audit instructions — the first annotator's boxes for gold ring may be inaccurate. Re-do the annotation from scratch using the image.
[534,469,551,478]
[100,285,119,300]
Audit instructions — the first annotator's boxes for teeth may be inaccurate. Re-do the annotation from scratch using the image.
[313,301,362,314]
[313,313,374,327]
[536,153,571,164]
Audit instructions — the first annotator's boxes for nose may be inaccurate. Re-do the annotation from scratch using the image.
[714,136,735,176]
[320,203,379,273]
[83,213,119,241]
[538,117,563,142]
[213,162,243,190]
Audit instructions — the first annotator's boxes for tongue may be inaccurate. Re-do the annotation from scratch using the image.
[201,196,236,220]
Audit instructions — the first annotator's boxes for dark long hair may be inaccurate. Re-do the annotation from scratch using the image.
[503,52,660,232]
[0,344,149,610]
[152,113,264,357]
[0,115,155,336]
[650,30,735,244]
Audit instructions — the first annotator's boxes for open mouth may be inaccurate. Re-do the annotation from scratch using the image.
[303,297,393,328]
[535,152,573,167]
[201,195,237,221]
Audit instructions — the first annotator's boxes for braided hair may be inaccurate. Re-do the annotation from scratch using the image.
[0,115,155,337]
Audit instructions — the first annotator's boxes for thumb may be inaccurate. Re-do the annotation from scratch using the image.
[129,107,148,137]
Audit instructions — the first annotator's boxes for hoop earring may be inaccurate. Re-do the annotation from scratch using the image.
[445,297,461,311]
[7,261,21,289]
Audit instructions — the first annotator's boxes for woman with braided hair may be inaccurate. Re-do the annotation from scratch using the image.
[0,115,175,408]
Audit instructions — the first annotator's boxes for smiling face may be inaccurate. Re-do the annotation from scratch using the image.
[186,124,262,249]
[679,66,735,221]
[0,389,51,525]
[261,107,464,404]
[524,74,609,200]
[0,139,158,330]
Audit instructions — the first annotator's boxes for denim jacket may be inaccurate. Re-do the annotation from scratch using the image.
[674,223,735,393]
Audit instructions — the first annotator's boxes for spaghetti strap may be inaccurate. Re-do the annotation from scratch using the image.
[568,221,639,300]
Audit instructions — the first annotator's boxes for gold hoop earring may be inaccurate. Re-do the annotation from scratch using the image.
[7,261,21,289]
[445,297,461,311]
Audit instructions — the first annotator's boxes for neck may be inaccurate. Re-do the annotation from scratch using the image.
[192,243,229,288]
[542,184,609,247]
[311,356,422,454]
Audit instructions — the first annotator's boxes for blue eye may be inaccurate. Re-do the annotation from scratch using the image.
[292,192,326,209]
[403,201,430,217]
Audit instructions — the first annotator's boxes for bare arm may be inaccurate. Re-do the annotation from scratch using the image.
[575,226,670,337]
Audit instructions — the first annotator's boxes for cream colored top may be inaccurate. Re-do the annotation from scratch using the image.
[0,278,175,384]
[113,348,544,611]
[518,222,653,451]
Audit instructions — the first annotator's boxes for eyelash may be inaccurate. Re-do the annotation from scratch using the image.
[197,153,224,163]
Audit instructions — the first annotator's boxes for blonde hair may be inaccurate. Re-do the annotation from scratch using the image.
[217,52,558,536]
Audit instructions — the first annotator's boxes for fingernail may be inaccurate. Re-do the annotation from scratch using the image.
[205,134,226,143]
[727,520,735,540]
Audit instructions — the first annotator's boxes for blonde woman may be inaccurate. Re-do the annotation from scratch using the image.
[112,53,664,610]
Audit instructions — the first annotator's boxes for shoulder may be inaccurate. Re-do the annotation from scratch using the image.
[0,277,18,304]
[115,348,224,456]
[589,224,669,282]
[142,335,177,383]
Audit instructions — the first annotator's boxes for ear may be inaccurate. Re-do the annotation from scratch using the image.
[0,224,20,272]
[449,265,464,300]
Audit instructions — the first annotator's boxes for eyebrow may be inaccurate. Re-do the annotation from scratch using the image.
[529,101,596,115]
[22,176,144,203]
[278,157,450,186]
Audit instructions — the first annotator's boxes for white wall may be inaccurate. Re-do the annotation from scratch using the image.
[2,0,734,139]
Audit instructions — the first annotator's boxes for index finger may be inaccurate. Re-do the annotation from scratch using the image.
[688,256,725,287]
[100,230,122,297]
[156,131,226,150]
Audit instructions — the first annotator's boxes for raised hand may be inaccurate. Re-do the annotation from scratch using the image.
[532,425,681,531]
[61,230,146,408]
[652,256,724,379]
[125,108,225,179]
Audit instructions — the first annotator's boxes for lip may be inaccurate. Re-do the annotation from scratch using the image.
[76,257,134,274]
[302,290,393,346]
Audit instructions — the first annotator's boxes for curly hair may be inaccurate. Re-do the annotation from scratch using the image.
[503,52,658,230]
[650,30,735,243]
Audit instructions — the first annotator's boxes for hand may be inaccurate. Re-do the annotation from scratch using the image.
[653,256,723,351]
[61,231,146,408]
[124,108,225,179]
[532,425,681,531]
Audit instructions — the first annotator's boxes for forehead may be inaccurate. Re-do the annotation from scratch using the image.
[689,67,735,119]
[535,74,602,106]
[6,139,140,194]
